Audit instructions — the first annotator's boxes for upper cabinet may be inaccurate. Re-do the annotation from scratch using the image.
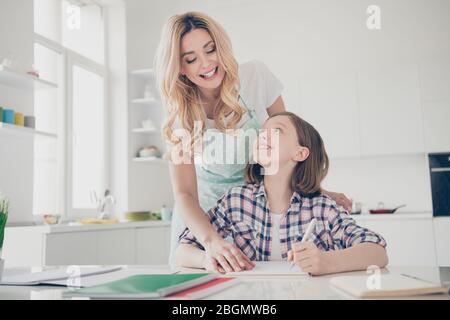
[298,60,450,159]
[299,71,361,159]
[357,64,425,156]
[419,58,450,153]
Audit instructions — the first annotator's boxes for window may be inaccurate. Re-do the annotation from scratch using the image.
[34,0,107,218]
[69,59,106,211]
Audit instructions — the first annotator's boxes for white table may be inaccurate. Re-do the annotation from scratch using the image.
[0,265,449,300]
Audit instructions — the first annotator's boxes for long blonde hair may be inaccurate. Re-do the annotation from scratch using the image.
[154,12,245,145]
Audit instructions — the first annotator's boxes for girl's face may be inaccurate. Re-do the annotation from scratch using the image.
[255,115,309,171]
[180,28,225,91]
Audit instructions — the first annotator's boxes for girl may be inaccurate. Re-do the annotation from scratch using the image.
[154,11,353,271]
[175,112,388,275]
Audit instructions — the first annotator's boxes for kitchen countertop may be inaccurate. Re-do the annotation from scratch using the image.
[351,211,432,220]
[6,220,171,233]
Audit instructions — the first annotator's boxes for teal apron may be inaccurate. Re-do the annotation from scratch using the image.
[169,96,262,265]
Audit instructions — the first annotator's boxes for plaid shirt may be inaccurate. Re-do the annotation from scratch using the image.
[179,182,387,261]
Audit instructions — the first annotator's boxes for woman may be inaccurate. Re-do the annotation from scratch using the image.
[154,11,352,271]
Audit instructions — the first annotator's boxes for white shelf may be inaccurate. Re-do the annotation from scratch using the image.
[131,97,157,105]
[0,65,57,90]
[132,128,159,133]
[0,122,57,138]
[132,157,166,164]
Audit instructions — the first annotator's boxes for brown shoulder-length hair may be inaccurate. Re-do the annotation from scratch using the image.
[245,112,329,196]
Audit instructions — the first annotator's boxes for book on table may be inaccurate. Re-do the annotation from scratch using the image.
[329,273,448,298]
[63,273,225,299]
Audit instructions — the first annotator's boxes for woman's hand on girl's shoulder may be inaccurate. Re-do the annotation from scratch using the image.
[322,190,353,213]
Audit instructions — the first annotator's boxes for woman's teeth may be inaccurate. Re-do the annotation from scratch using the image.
[200,67,218,79]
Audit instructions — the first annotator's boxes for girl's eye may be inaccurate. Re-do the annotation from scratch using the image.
[206,47,216,54]
[186,58,196,64]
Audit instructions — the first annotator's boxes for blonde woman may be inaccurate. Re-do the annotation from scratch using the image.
[154,12,352,272]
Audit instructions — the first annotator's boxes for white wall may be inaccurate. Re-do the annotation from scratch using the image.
[106,0,129,217]
[126,0,177,211]
[0,0,35,224]
[124,0,450,212]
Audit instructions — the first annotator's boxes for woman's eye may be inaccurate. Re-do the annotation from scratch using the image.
[186,58,196,64]
[206,47,215,54]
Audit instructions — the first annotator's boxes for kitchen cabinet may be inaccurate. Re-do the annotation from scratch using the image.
[433,217,450,267]
[3,221,171,268]
[354,214,436,266]
[357,65,425,156]
[299,63,430,158]
[96,229,135,265]
[45,232,97,266]
[419,58,450,153]
[135,227,170,264]
[299,71,360,158]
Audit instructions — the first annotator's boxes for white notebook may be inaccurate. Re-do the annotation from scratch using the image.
[226,261,308,276]
[330,274,448,298]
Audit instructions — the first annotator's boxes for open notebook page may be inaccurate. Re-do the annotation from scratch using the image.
[226,261,308,276]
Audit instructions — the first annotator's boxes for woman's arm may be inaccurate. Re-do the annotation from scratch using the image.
[266,95,285,115]
[169,148,254,272]
[175,244,206,269]
[175,243,229,273]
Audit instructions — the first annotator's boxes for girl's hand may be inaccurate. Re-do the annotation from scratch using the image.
[323,190,352,213]
[287,241,332,276]
[204,236,255,273]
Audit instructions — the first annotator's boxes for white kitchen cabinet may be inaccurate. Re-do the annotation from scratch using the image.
[422,100,450,153]
[135,227,170,265]
[420,58,450,153]
[357,64,425,156]
[96,229,135,265]
[45,230,136,266]
[299,72,360,158]
[354,215,436,266]
[3,222,171,267]
[419,58,450,102]
[433,217,450,267]
[44,232,97,266]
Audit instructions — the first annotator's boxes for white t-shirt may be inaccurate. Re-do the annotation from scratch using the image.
[171,59,284,132]
[270,213,283,261]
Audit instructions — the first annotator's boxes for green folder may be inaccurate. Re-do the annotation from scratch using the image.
[63,273,217,299]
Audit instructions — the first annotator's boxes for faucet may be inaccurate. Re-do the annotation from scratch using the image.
[90,189,116,219]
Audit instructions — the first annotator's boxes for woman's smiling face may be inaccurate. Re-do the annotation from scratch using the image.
[180,28,225,90]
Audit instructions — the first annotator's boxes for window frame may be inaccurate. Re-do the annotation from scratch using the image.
[33,0,109,219]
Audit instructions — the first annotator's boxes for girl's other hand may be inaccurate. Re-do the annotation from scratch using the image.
[287,241,332,276]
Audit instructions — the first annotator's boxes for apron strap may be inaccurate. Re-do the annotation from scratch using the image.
[238,95,260,124]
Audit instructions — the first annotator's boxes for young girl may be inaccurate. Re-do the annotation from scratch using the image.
[175,112,388,275]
